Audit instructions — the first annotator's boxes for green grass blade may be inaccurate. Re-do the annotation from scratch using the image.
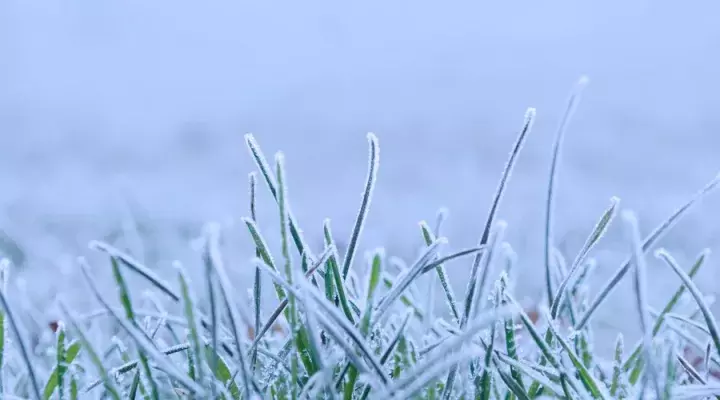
[43,330,82,400]
[420,221,460,323]
[324,219,356,323]
[59,300,122,400]
[109,256,160,400]
[175,262,204,385]
[249,171,262,370]
[244,133,315,264]
[551,196,619,318]
[341,132,380,280]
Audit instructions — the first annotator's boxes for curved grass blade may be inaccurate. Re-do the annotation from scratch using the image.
[544,77,588,307]
[78,261,206,396]
[576,172,720,330]
[341,132,380,280]
[551,196,619,319]
[656,247,720,360]
[0,284,41,400]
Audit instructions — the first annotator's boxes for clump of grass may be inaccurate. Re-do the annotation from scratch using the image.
[1,78,720,399]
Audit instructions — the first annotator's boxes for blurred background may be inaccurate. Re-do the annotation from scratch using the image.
[1,1,720,352]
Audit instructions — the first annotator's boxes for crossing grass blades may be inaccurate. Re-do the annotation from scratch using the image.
[2,78,720,398]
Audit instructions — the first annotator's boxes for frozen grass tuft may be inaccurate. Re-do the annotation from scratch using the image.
[2,81,720,399]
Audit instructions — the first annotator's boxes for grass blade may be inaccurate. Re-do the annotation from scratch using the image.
[544,77,589,307]
[244,133,315,264]
[59,300,122,400]
[551,196,619,318]
[622,210,662,398]
[656,247,720,360]
[420,221,460,323]
[204,223,259,396]
[341,132,380,280]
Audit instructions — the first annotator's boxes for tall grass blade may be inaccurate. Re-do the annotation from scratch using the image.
[544,77,589,307]
[622,210,662,398]
[420,220,461,324]
[203,223,257,395]
[341,132,380,280]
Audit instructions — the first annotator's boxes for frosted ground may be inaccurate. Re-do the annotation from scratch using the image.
[1,1,720,354]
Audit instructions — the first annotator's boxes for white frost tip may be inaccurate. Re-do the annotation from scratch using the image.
[609,196,621,205]
[436,237,450,245]
[654,248,669,258]
[495,220,509,231]
[620,210,638,224]
[274,151,285,164]
[244,133,255,143]
[172,260,182,270]
[0,258,9,270]
[525,107,537,119]
[577,75,590,87]
[367,132,379,143]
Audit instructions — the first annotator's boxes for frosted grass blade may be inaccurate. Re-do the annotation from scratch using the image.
[324,219,356,323]
[341,132,380,280]
[576,171,720,330]
[203,223,256,396]
[249,171,262,370]
[551,196,619,318]
[175,262,204,385]
[59,300,122,400]
[108,256,160,400]
[623,211,662,398]
[544,77,588,307]
[420,220,460,324]
[656,247,720,359]
[244,133,314,263]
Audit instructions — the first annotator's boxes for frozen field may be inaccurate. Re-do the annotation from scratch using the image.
[1,1,720,353]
